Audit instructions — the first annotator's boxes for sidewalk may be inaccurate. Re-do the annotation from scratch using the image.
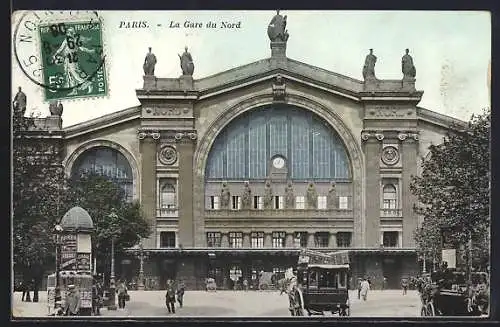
[12,292,51,318]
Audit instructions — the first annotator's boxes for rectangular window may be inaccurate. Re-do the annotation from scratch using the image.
[315,232,329,248]
[251,232,265,248]
[317,196,327,209]
[295,196,305,209]
[229,232,243,248]
[336,232,352,248]
[253,196,264,210]
[339,196,348,209]
[160,231,176,248]
[210,196,220,210]
[232,196,241,210]
[274,196,284,209]
[383,231,399,248]
[207,232,221,247]
[272,231,286,248]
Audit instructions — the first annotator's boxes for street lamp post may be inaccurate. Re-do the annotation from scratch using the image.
[422,253,427,274]
[107,236,117,310]
[53,224,63,309]
[137,244,145,291]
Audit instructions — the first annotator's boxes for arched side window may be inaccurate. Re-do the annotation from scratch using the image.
[160,183,176,209]
[71,146,133,202]
[382,184,397,209]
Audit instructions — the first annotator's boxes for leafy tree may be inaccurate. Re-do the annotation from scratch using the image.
[67,173,151,278]
[13,100,70,302]
[411,109,490,270]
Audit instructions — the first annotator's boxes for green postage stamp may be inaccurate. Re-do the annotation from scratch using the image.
[38,20,107,101]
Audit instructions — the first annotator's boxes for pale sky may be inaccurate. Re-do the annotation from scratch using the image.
[12,10,491,127]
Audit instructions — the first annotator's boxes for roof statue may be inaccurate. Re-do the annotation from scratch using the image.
[267,10,289,42]
[362,49,377,80]
[13,87,27,117]
[143,47,157,76]
[179,46,195,76]
[402,48,416,79]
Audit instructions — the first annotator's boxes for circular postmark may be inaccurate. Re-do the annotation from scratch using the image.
[13,11,107,101]
[159,145,178,165]
[381,146,400,166]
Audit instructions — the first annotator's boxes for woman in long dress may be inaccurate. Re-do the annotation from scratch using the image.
[360,278,370,301]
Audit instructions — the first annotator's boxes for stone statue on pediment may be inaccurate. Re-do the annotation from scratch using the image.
[402,48,416,79]
[220,182,231,209]
[263,180,274,209]
[362,49,377,80]
[143,47,157,76]
[306,182,317,209]
[327,181,337,209]
[267,10,289,42]
[179,46,194,76]
[13,87,27,117]
[242,181,252,209]
[285,181,295,209]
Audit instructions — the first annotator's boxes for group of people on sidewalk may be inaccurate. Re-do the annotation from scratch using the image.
[356,276,410,301]
[165,279,185,314]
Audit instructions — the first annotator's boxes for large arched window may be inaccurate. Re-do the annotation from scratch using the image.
[71,146,133,202]
[205,105,351,180]
[382,184,397,209]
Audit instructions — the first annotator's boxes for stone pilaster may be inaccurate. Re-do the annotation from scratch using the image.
[400,132,419,247]
[307,233,315,248]
[362,131,383,248]
[243,233,251,248]
[329,232,337,248]
[139,136,157,248]
[264,233,272,247]
[285,233,294,247]
[177,139,195,247]
[221,233,229,247]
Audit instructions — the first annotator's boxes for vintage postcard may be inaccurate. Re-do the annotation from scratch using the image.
[11,10,491,319]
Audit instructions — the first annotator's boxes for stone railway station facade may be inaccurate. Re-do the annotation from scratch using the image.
[21,13,466,290]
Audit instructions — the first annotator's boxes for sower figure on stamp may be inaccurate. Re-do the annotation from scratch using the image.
[178,46,194,76]
[165,280,176,314]
[143,47,157,76]
[52,26,96,95]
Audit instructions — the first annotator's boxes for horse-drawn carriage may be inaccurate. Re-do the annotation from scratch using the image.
[286,249,351,317]
[418,269,489,317]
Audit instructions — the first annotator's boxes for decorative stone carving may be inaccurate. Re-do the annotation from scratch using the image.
[381,146,400,166]
[159,145,177,165]
[143,47,157,76]
[241,181,252,209]
[306,182,318,209]
[49,101,63,116]
[375,133,385,141]
[402,49,416,79]
[362,49,377,80]
[361,130,385,142]
[272,74,286,101]
[361,131,372,141]
[220,182,231,209]
[398,133,408,141]
[263,180,273,209]
[327,181,337,209]
[284,181,295,209]
[179,46,194,76]
[267,10,289,42]
[397,132,419,142]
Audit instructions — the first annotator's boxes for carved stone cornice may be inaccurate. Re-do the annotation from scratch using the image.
[272,74,286,101]
[362,130,419,142]
[137,128,198,142]
[361,130,385,142]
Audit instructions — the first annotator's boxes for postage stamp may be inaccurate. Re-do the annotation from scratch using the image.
[38,20,107,101]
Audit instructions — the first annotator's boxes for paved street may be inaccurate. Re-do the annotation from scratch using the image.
[13,289,422,318]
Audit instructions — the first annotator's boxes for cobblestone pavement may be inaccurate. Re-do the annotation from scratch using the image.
[13,289,423,318]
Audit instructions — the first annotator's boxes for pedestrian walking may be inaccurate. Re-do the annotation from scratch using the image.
[165,280,176,314]
[401,277,408,296]
[63,285,81,316]
[243,279,249,292]
[360,278,370,301]
[176,280,185,308]
[357,278,362,299]
[92,276,103,315]
[117,280,128,309]
[382,276,388,290]
[22,279,31,302]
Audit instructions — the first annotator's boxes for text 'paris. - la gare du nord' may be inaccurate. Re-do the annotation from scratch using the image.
[119,20,242,29]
